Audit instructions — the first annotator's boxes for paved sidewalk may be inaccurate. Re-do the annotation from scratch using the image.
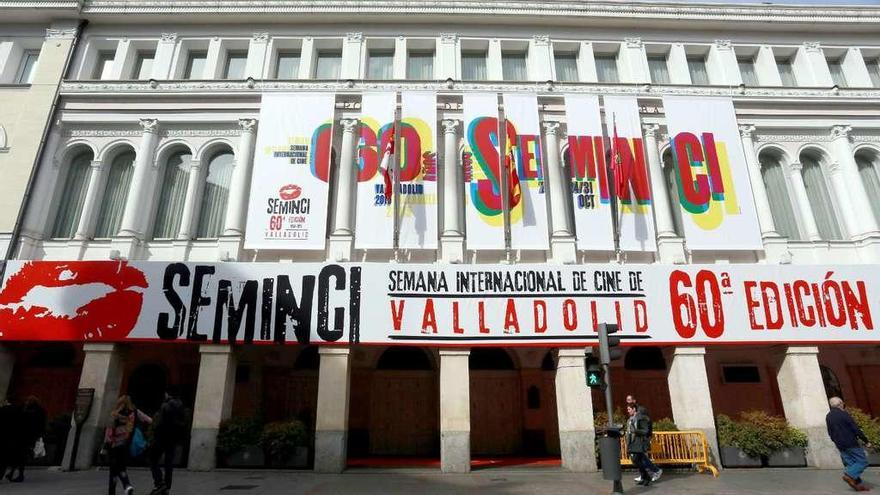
[0,467,875,494]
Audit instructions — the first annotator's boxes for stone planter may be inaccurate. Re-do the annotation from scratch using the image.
[224,445,265,468]
[766,447,807,467]
[267,447,309,469]
[720,447,762,468]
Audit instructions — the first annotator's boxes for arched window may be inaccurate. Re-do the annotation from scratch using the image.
[469,348,516,370]
[196,149,234,238]
[661,150,684,237]
[94,150,135,238]
[51,151,93,239]
[758,151,801,240]
[800,154,843,240]
[376,347,433,370]
[624,347,667,371]
[153,150,192,239]
[856,152,880,226]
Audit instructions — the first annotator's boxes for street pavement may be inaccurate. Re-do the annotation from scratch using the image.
[0,466,876,494]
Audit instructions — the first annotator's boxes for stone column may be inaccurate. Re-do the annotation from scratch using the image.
[440,119,464,263]
[223,119,258,237]
[440,349,470,473]
[643,124,676,238]
[62,344,124,470]
[738,125,777,237]
[118,119,160,240]
[73,159,105,240]
[0,344,14,401]
[555,348,597,472]
[314,347,351,473]
[151,33,178,80]
[787,162,822,241]
[189,345,237,471]
[667,347,720,466]
[17,126,63,257]
[544,122,570,236]
[830,125,879,237]
[332,119,359,235]
[176,159,203,240]
[826,160,861,239]
[776,346,842,469]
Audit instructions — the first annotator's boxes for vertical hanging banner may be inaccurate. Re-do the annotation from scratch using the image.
[355,92,396,249]
[603,96,657,252]
[662,96,762,250]
[564,94,614,251]
[245,93,335,250]
[463,93,505,250]
[398,92,439,249]
[503,93,550,250]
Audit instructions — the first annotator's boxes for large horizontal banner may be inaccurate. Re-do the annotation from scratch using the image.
[1,261,877,347]
[245,93,335,250]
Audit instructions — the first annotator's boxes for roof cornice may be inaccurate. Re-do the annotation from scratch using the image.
[76,0,880,25]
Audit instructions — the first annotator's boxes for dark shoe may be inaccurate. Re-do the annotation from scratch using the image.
[846,475,861,490]
[856,484,871,492]
[149,485,166,495]
[10,475,23,483]
[638,479,651,486]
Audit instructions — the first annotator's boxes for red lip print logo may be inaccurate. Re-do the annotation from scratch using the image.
[279,184,302,201]
[0,261,148,342]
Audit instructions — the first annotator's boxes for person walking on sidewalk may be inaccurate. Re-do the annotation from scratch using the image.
[827,397,872,492]
[149,389,187,495]
[626,404,655,487]
[626,395,662,484]
[103,396,152,495]
[5,396,46,483]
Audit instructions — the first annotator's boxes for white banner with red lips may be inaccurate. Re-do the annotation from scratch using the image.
[463,93,505,250]
[398,91,439,250]
[504,93,550,251]
[245,93,335,250]
[1,260,879,347]
[355,92,396,249]
[603,96,657,252]
[662,96,763,250]
[564,94,615,251]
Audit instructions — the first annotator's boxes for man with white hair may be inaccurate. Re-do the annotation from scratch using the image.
[827,397,872,492]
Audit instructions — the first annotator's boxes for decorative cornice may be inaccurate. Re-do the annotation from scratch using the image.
[754,133,832,143]
[75,1,880,26]
[163,129,240,137]
[830,125,852,140]
[66,129,142,137]
[45,27,77,39]
[238,118,258,133]
[441,119,460,134]
[624,37,642,49]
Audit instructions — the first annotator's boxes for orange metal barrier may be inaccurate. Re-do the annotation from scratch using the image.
[619,430,719,477]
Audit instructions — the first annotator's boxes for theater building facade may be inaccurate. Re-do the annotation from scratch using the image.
[2,0,880,474]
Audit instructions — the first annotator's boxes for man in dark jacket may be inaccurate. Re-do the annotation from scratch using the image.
[149,389,187,495]
[625,404,655,486]
[827,397,872,492]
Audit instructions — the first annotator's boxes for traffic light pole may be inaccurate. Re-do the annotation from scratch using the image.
[597,322,624,495]
[603,360,624,495]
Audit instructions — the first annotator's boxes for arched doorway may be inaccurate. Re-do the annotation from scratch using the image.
[469,348,522,455]
[263,346,320,426]
[127,363,167,415]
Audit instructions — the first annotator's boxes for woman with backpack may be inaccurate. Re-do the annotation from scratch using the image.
[103,396,152,495]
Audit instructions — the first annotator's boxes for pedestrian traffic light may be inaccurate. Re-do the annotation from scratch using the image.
[598,323,623,365]
[586,363,604,389]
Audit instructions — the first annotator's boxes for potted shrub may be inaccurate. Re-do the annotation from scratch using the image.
[848,408,880,465]
[217,417,264,468]
[653,417,678,432]
[717,414,763,468]
[260,420,309,469]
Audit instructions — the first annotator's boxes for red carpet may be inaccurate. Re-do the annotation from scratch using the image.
[347,456,561,469]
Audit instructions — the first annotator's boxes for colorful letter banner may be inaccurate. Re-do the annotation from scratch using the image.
[603,96,657,252]
[355,92,396,249]
[662,96,762,250]
[463,93,504,250]
[503,93,550,250]
[564,94,614,251]
[3,260,879,347]
[245,93,335,250]
[398,92,439,249]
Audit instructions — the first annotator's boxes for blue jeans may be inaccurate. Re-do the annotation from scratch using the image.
[840,447,868,482]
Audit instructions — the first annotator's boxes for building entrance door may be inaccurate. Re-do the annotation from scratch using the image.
[369,370,437,455]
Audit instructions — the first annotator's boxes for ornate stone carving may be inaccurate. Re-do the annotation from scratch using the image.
[828,161,843,174]
[252,32,269,42]
[804,41,822,53]
[238,118,258,133]
[754,133,831,143]
[642,123,660,139]
[163,129,240,137]
[139,118,159,134]
[624,37,642,48]
[738,124,756,140]
[441,119,460,135]
[160,33,178,43]
[90,159,104,170]
[789,161,803,172]
[542,121,561,136]
[532,35,550,46]
[714,40,732,50]
[345,32,363,43]
[45,28,77,39]
[439,33,458,44]
[340,118,360,132]
[66,129,142,137]
[830,125,852,140]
